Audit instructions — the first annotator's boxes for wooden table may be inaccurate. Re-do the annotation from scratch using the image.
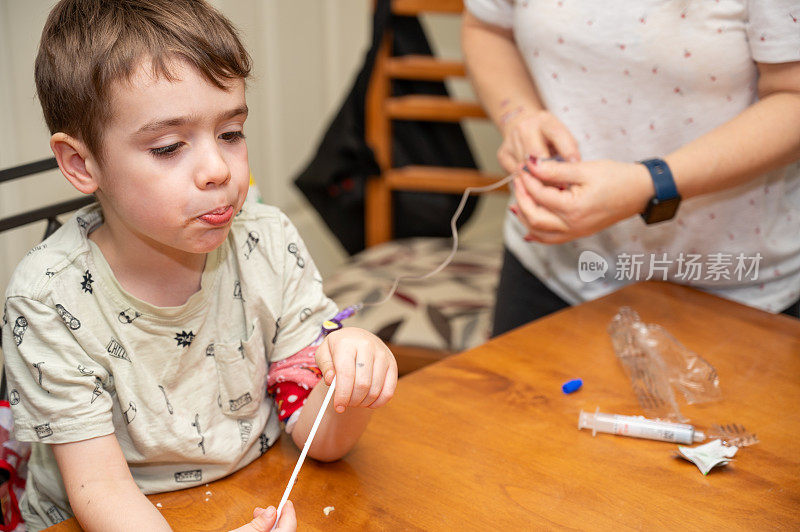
[50,281,800,530]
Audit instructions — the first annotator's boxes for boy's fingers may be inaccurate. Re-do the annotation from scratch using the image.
[368,377,396,409]
[363,355,388,407]
[349,347,374,406]
[368,353,397,409]
[315,340,335,385]
[276,501,298,531]
[332,345,356,413]
[246,505,276,532]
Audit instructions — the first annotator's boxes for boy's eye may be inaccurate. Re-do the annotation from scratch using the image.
[149,142,183,157]
[220,131,245,143]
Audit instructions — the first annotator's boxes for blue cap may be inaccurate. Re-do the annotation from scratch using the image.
[561,378,583,394]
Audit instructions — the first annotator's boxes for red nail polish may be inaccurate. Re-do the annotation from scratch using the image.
[509,206,519,215]
[528,155,539,165]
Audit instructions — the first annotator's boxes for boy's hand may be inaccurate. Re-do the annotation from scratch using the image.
[230,501,297,532]
[315,328,397,413]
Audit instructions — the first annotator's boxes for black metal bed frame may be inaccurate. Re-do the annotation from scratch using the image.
[0,157,94,237]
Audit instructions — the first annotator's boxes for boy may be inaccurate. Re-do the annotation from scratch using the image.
[0,1,397,530]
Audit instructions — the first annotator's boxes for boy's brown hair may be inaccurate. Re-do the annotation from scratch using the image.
[35,0,252,161]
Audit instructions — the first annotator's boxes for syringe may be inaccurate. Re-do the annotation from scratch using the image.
[578,407,705,444]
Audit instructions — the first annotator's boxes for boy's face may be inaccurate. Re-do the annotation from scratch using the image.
[90,58,250,258]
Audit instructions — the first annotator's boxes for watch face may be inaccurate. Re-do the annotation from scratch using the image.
[643,196,681,224]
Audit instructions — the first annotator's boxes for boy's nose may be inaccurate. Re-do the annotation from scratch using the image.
[196,146,231,189]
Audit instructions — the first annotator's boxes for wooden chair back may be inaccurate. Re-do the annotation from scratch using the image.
[364,0,505,247]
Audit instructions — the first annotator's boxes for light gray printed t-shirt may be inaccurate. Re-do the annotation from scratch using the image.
[0,202,338,531]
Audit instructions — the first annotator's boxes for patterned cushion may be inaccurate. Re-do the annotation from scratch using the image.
[324,238,502,352]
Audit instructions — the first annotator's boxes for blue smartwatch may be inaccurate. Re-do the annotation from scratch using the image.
[639,158,681,224]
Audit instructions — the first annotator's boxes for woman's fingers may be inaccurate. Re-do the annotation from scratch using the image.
[497,145,520,174]
[523,229,571,244]
[515,123,551,162]
[541,119,581,162]
[518,172,572,214]
[499,111,559,173]
[514,176,570,233]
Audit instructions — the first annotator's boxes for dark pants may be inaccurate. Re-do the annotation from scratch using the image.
[491,248,800,337]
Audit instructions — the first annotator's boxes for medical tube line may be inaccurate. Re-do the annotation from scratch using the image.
[274,169,521,525]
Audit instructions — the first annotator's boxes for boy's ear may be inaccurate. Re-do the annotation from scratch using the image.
[50,133,99,195]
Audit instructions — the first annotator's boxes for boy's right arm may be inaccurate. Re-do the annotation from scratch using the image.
[52,434,171,531]
[53,435,299,532]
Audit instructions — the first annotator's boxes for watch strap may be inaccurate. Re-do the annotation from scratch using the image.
[640,158,679,201]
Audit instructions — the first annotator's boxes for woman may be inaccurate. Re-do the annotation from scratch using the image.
[461,0,800,334]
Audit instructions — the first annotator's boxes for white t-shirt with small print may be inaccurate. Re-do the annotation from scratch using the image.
[466,0,800,312]
[1,202,337,531]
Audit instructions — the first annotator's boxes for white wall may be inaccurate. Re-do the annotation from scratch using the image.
[0,0,81,296]
[0,0,504,296]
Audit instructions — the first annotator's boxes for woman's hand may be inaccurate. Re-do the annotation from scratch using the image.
[511,159,654,244]
[497,108,581,174]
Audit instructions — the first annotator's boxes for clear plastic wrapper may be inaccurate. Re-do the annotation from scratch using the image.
[708,423,759,447]
[607,307,721,422]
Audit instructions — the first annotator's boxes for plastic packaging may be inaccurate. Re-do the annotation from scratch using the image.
[607,307,721,421]
[708,423,759,448]
[578,407,705,444]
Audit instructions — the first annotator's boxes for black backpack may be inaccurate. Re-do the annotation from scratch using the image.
[293,0,479,255]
